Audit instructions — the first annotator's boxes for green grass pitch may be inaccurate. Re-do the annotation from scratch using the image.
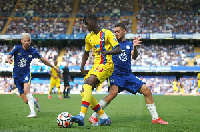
[0,94,200,132]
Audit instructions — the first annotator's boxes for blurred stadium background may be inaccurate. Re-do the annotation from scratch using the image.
[0,0,200,96]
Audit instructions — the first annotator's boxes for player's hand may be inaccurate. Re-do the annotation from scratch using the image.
[133,35,142,46]
[8,58,13,64]
[80,67,88,75]
[98,50,107,57]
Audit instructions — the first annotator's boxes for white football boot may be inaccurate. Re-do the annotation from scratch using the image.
[27,113,37,118]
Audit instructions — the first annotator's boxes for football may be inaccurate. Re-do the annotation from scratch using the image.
[57,112,73,128]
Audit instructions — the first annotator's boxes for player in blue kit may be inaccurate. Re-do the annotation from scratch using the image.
[90,23,168,125]
[7,33,60,118]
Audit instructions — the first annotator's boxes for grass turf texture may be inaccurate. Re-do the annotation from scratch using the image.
[0,94,200,132]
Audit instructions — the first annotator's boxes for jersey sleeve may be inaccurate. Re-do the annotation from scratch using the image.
[85,36,92,52]
[9,45,17,56]
[129,41,133,51]
[33,49,42,59]
[107,31,119,49]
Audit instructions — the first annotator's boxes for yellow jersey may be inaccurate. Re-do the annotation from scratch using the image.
[198,73,200,80]
[50,66,59,80]
[85,28,119,64]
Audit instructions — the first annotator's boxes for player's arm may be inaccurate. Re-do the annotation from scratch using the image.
[81,36,92,75]
[40,57,60,73]
[102,45,121,56]
[7,55,13,64]
[131,36,142,60]
[7,45,17,64]
[80,51,90,75]
[100,31,122,56]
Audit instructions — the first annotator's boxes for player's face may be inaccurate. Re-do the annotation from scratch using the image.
[21,37,31,50]
[114,27,126,41]
[84,19,94,32]
[54,61,57,66]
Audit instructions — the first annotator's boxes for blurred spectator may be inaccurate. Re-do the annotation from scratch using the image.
[14,0,73,18]
[6,18,68,34]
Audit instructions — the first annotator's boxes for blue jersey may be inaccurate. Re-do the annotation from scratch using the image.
[109,40,145,94]
[9,45,42,78]
[112,40,133,75]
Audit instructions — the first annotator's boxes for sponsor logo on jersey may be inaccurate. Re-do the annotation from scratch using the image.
[126,45,130,49]
[18,58,27,67]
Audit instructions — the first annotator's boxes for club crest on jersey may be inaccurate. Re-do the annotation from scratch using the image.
[100,37,104,42]
[28,55,32,58]
[94,66,104,72]
[126,45,130,49]
[113,38,117,42]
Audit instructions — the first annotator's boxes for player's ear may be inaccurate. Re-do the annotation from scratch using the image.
[21,39,23,43]
[124,29,126,34]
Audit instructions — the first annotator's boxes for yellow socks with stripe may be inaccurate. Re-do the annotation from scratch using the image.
[57,88,61,97]
[80,84,92,117]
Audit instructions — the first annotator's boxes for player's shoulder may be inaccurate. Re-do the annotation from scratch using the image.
[85,32,93,39]
[13,45,21,49]
[102,28,112,34]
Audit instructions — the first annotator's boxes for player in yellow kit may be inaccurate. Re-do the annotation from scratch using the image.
[48,61,63,99]
[71,14,122,126]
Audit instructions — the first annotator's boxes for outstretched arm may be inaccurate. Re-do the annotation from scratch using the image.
[7,55,13,64]
[40,57,60,73]
[100,45,122,56]
[131,36,142,60]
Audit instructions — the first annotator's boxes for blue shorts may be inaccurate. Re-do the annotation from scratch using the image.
[109,73,145,94]
[14,72,31,94]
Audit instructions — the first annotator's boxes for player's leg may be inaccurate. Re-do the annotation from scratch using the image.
[65,86,70,98]
[23,83,38,118]
[57,86,63,99]
[139,84,168,124]
[72,75,110,126]
[48,80,55,99]
[71,75,99,126]
[56,79,63,99]
[89,85,119,124]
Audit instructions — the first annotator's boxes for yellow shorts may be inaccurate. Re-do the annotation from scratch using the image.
[198,80,200,88]
[50,78,60,88]
[84,63,114,86]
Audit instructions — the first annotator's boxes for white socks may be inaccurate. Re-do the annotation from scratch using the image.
[146,103,158,120]
[91,112,98,118]
[91,99,108,119]
[80,112,85,118]
[100,113,108,119]
[26,93,35,114]
[99,99,108,110]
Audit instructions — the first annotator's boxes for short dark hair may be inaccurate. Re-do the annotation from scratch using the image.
[83,14,98,23]
[114,23,126,31]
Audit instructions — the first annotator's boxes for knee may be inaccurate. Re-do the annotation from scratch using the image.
[141,85,152,96]
[109,89,118,98]
[24,99,28,104]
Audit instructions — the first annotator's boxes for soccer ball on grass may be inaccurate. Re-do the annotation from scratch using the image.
[57,112,73,128]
